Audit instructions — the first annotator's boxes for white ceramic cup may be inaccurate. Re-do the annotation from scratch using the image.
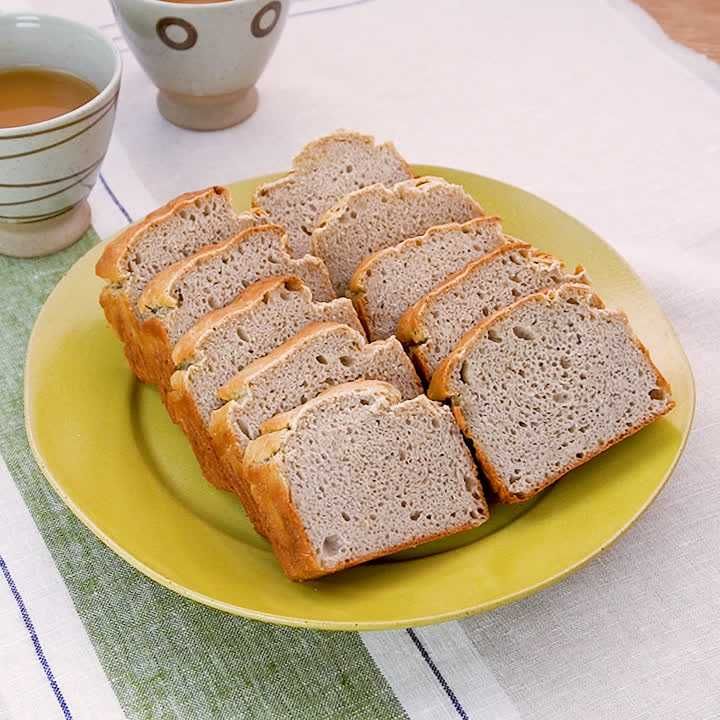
[111,0,288,131]
[0,13,122,258]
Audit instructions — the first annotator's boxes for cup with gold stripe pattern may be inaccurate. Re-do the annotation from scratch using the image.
[0,13,121,258]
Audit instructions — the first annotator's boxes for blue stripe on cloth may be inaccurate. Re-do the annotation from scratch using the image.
[0,553,73,720]
[406,628,470,720]
[99,173,133,224]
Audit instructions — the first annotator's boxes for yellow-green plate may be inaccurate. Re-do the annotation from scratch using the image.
[25,166,694,630]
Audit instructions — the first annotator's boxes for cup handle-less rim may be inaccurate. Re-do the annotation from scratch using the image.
[0,13,123,139]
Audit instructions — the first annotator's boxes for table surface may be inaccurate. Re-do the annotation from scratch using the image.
[637,0,720,61]
[1,2,719,720]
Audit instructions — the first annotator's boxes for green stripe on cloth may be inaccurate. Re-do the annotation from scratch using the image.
[0,234,408,720]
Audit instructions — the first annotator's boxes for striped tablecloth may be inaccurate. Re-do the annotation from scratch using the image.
[1,1,719,718]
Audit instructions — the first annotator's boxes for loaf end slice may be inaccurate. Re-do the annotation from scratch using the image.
[349,216,509,340]
[398,244,588,380]
[312,177,485,295]
[243,380,488,580]
[428,284,674,502]
[253,130,412,257]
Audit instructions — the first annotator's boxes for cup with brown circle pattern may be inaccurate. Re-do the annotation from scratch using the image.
[111,0,288,131]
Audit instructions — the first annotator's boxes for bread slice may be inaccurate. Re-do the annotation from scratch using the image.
[166,276,363,492]
[96,186,262,382]
[311,177,485,295]
[253,130,412,257]
[242,380,489,580]
[428,284,675,503]
[209,322,422,525]
[350,217,509,340]
[137,225,335,388]
[398,245,588,381]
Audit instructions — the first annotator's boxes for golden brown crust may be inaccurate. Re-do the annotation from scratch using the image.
[217,321,356,402]
[395,307,425,346]
[259,406,298,435]
[95,186,231,284]
[207,401,266,530]
[171,275,304,367]
[405,345,434,387]
[99,286,157,383]
[164,372,237,492]
[243,430,321,579]
[429,284,675,503]
[349,289,372,340]
[298,520,484,581]
[134,315,176,390]
[138,224,287,313]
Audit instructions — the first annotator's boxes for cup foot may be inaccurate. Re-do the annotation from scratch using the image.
[157,87,258,131]
[0,201,91,258]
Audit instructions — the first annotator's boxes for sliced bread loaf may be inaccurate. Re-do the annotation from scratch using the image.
[349,217,509,340]
[166,276,363,492]
[137,225,335,388]
[398,245,588,381]
[311,177,485,295]
[209,322,422,524]
[96,186,262,382]
[428,284,675,503]
[242,380,489,580]
[253,131,412,257]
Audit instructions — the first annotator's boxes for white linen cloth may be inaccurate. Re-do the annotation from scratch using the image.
[1,1,719,718]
